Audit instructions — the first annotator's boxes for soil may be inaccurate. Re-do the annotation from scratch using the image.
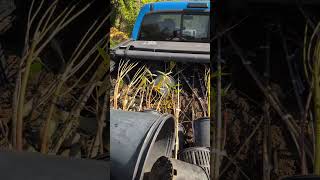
[221,90,299,180]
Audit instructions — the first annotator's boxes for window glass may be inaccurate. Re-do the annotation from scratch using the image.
[182,14,209,41]
[139,12,209,42]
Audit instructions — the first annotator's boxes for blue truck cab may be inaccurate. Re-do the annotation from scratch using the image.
[111,1,210,64]
[131,1,210,40]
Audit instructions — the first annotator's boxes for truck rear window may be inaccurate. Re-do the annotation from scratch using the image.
[138,12,209,43]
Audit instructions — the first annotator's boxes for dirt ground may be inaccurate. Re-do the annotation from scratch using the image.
[220,90,300,179]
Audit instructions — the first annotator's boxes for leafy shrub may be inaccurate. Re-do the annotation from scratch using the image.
[110,27,129,48]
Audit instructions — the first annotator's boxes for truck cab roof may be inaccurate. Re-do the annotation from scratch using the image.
[131,1,210,40]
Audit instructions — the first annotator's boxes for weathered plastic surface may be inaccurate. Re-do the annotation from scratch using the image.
[193,117,210,147]
[280,175,320,180]
[110,109,175,180]
[149,156,209,180]
[179,147,210,176]
[178,123,185,151]
[111,40,210,63]
[154,74,176,96]
[0,151,109,180]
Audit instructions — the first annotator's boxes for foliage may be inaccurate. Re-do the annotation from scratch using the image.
[111,61,209,121]
[110,27,129,48]
[111,0,139,34]
[110,0,171,47]
[304,20,320,175]
[111,0,165,35]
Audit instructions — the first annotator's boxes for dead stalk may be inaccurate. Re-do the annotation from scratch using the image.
[40,81,63,153]
[53,81,97,153]
[227,34,308,160]
[263,103,271,180]
[16,43,36,150]
[280,30,308,173]
[213,38,222,180]
[91,81,108,157]
[174,69,180,159]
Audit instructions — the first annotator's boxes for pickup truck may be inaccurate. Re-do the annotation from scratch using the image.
[110,3,211,179]
[110,1,210,66]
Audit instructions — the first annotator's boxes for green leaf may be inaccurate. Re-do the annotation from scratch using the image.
[169,61,176,71]
[30,59,43,77]
[97,46,110,69]
[95,46,111,80]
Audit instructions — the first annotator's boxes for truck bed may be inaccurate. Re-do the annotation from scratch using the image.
[111,40,210,64]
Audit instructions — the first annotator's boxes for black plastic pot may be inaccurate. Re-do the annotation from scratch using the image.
[110,109,175,180]
[193,117,210,147]
[149,156,210,180]
[178,147,210,176]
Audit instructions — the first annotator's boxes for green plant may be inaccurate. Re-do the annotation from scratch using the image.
[302,19,320,174]
[111,0,165,35]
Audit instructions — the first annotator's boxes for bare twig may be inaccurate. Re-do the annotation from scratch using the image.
[220,117,264,177]
[280,29,308,174]
[263,103,271,180]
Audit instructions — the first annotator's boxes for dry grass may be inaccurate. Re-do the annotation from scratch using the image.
[111,60,210,123]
